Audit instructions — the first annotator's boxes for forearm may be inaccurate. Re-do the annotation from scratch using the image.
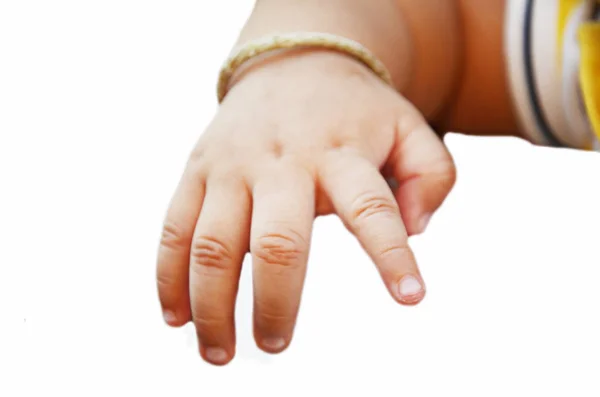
[438,0,524,139]
[233,0,462,122]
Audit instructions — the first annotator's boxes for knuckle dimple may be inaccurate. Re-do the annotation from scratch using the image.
[190,235,233,273]
[251,230,307,268]
[270,139,284,159]
[350,192,399,225]
[188,140,213,166]
[189,148,205,164]
[326,136,346,150]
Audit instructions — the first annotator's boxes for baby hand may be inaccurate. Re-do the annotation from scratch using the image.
[156,50,456,365]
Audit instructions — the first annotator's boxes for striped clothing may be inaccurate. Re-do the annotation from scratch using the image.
[505,0,600,149]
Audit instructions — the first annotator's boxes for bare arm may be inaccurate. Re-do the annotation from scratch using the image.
[439,0,523,138]
[234,0,523,139]
[233,0,463,123]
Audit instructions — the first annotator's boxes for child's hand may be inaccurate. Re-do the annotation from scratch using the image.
[156,51,456,365]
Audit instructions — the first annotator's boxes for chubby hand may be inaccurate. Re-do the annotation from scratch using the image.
[156,50,456,365]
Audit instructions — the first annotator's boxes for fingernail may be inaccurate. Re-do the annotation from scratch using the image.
[397,275,424,302]
[262,337,286,352]
[205,347,229,364]
[163,310,177,324]
[418,213,432,234]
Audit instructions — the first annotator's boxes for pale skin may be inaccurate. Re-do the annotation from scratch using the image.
[156,0,525,366]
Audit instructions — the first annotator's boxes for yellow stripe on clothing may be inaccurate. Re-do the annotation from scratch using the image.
[558,0,587,62]
[579,22,600,140]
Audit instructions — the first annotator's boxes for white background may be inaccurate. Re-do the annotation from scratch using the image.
[2,1,600,396]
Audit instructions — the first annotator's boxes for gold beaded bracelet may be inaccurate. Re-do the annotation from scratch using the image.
[216,32,394,103]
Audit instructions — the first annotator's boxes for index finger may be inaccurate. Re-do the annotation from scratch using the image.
[318,150,425,305]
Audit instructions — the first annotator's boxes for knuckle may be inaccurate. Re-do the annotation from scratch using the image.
[254,302,294,327]
[350,192,399,224]
[438,159,457,186]
[190,235,233,274]
[378,244,413,263]
[188,148,205,165]
[251,229,307,268]
[427,158,457,192]
[398,110,427,136]
[160,221,190,251]
[188,138,211,166]
[193,313,227,328]
[156,270,177,290]
[193,313,229,335]
[256,310,292,327]
[183,156,209,185]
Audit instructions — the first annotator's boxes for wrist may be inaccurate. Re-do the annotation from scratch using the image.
[235,0,414,93]
[230,0,464,127]
[221,34,394,103]
[225,47,390,102]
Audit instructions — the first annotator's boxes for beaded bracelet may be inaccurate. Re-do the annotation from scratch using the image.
[216,32,394,103]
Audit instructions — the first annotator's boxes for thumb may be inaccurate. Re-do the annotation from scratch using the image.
[386,108,456,236]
